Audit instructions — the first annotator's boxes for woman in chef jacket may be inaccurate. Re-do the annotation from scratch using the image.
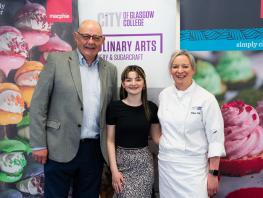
[157,50,226,198]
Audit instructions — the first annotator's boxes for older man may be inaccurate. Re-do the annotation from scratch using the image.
[30,19,117,198]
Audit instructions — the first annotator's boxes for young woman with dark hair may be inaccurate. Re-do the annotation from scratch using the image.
[106,65,161,198]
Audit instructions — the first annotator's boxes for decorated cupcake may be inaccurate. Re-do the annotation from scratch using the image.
[0,137,31,183]
[216,51,256,90]
[0,152,26,183]
[0,26,28,76]
[220,101,263,176]
[14,0,51,49]
[193,60,226,100]
[0,83,25,125]
[16,173,44,195]
[38,33,72,63]
[14,61,44,108]
[0,138,29,183]
[16,163,44,195]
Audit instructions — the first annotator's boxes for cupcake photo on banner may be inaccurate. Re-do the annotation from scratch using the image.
[192,51,263,106]
[0,0,78,197]
[191,50,263,198]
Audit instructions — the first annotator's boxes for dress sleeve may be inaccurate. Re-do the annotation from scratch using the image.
[203,96,226,158]
[150,101,159,124]
[106,102,117,125]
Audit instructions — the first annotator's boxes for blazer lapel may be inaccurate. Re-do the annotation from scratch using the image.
[99,58,106,112]
[68,51,83,104]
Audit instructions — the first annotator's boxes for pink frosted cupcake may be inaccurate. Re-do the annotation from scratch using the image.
[220,100,263,176]
[14,0,51,49]
[38,33,72,63]
[0,26,28,76]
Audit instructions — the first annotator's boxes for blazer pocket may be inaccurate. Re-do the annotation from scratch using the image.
[46,120,61,130]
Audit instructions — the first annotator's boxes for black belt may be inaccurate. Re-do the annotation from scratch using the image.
[80,138,99,143]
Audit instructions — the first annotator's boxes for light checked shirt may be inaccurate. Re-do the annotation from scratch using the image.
[77,50,101,139]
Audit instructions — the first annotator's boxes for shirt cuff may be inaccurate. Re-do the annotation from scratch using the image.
[32,147,47,151]
[208,142,226,158]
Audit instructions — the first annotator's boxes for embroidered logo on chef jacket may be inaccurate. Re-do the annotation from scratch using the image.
[191,106,202,115]
[212,130,218,134]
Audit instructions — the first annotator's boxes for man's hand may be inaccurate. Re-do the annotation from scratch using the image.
[32,149,48,164]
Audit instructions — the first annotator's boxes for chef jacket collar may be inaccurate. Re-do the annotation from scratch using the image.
[174,80,196,98]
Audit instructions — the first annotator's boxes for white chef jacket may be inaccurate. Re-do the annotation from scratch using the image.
[158,81,226,162]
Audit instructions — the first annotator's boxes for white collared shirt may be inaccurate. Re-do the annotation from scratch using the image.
[78,51,101,139]
[158,81,225,161]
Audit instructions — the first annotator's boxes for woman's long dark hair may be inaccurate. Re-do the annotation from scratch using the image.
[120,65,151,121]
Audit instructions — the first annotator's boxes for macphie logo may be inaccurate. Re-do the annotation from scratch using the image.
[46,0,72,23]
[49,14,70,19]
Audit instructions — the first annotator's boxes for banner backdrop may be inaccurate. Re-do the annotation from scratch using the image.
[0,0,77,197]
[79,1,178,196]
[78,0,178,88]
[181,0,263,197]
[181,0,263,51]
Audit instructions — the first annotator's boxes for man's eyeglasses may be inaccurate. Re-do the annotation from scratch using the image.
[77,32,103,42]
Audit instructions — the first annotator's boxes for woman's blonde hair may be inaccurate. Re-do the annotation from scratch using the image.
[168,50,196,71]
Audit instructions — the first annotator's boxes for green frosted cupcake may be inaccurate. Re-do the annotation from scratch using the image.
[194,60,226,101]
[0,139,28,183]
[0,152,26,183]
[216,51,256,90]
[232,88,263,108]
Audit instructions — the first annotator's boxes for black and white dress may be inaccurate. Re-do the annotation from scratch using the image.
[106,100,159,198]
